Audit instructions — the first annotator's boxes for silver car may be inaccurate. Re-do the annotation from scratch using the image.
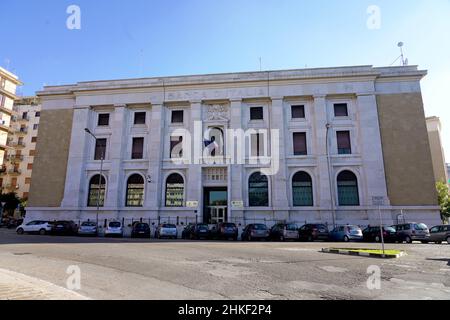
[105,221,123,238]
[77,221,98,236]
[428,225,450,244]
[155,224,178,239]
[392,222,430,243]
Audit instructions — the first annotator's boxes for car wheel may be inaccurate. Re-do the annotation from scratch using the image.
[307,235,313,242]
[375,236,381,243]
[16,228,24,235]
[405,236,412,244]
[344,236,349,242]
[280,235,285,242]
[446,237,450,244]
[39,229,46,236]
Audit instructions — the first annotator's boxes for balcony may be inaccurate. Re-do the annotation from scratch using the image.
[6,154,24,162]
[8,169,22,175]
[16,127,28,135]
[5,183,19,190]
[18,115,30,122]
[7,141,26,148]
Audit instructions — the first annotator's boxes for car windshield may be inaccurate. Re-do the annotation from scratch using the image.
[384,227,396,232]
[222,223,236,228]
[82,222,96,227]
[136,223,148,228]
[109,222,121,228]
[253,224,267,230]
[286,224,298,231]
[197,224,209,230]
[415,223,428,230]
[162,224,176,228]
[346,226,359,231]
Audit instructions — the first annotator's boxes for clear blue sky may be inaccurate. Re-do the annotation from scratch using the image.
[1,0,450,159]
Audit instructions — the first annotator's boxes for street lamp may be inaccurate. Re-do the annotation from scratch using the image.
[84,128,104,232]
[326,123,336,228]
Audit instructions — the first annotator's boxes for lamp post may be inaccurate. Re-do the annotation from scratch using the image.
[84,128,104,231]
[326,123,336,228]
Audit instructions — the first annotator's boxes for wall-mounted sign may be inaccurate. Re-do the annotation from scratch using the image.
[186,201,199,208]
[231,201,244,208]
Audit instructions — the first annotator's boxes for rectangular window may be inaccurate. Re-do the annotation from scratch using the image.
[31,137,37,143]
[337,131,352,154]
[293,132,307,156]
[0,95,5,107]
[250,107,264,120]
[170,136,183,158]
[94,138,107,160]
[27,163,33,170]
[171,110,184,124]
[97,114,110,126]
[0,78,5,89]
[334,103,349,117]
[29,150,36,156]
[33,124,39,130]
[131,137,144,159]
[291,105,305,119]
[134,112,146,125]
[22,112,28,120]
[35,111,41,117]
[251,133,265,157]
[25,178,32,185]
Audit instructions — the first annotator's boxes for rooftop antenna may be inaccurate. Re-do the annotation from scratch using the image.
[390,42,408,66]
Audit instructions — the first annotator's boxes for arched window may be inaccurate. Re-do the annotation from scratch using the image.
[292,171,313,207]
[337,171,360,206]
[248,172,269,207]
[126,174,145,207]
[165,173,184,207]
[88,174,106,207]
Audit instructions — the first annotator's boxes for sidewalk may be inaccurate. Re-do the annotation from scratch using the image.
[0,268,89,300]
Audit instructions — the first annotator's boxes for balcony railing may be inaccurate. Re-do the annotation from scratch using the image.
[6,154,24,161]
[8,169,22,175]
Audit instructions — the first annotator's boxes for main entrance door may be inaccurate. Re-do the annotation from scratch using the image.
[203,187,228,224]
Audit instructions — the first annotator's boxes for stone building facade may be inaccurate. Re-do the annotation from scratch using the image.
[26,65,441,227]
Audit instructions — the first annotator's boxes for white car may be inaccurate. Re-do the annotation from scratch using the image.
[155,224,178,239]
[16,221,52,235]
[104,221,123,237]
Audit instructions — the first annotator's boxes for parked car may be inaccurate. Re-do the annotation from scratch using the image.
[329,225,363,242]
[241,224,270,241]
[362,226,399,243]
[392,222,430,243]
[50,221,78,236]
[16,221,52,235]
[131,222,151,238]
[104,221,124,238]
[77,221,98,237]
[298,224,329,242]
[155,224,178,239]
[182,223,210,240]
[211,223,239,240]
[428,225,450,244]
[269,223,299,241]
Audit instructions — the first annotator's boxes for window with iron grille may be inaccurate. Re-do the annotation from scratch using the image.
[94,138,107,160]
[97,113,110,126]
[334,103,349,117]
[250,107,264,120]
[337,131,351,154]
[293,132,307,156]
[131,137,144,159]
[171,110,184,123]
[134,112,146,125]
[291,105,305,119]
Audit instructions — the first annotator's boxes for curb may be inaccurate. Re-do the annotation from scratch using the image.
[321,248,407,259]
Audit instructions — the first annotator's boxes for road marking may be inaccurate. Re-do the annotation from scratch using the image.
[319,266,348,273]
[0,268,89,300]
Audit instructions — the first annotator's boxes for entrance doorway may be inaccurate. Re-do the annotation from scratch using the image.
[203,187,228,224]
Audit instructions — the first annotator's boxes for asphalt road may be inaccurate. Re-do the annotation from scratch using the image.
[0,228,449,300]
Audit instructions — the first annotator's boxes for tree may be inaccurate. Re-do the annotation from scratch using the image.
[436,181,450,223]
[0,192,21,217]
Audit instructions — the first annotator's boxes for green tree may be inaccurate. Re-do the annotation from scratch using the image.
[0,192,21,217]
[436,181,450,223]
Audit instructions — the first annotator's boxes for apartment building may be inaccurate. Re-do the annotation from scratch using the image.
[0,67,22,168]
[0,97,41,199]
[26,65,442,227]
